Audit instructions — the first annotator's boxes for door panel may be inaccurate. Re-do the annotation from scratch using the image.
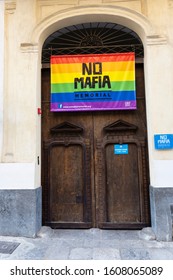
[50,144,84,223]
[41,64,150,229]
[106,143,140,223]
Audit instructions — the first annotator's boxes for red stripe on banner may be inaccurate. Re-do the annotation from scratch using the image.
[51,53,135,64]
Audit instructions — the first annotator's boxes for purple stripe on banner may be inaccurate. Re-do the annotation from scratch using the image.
[51,101,136,112]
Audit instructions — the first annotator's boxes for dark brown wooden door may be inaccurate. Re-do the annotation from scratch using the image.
[41,64,150,229]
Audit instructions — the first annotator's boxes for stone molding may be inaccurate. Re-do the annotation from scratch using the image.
[20,43,39,53]
[5,1,16,14]
[146,35,167,46]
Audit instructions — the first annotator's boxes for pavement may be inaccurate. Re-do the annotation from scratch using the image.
[0,227,173,260]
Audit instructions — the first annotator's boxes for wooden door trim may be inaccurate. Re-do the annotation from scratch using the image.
[99,222,149,229]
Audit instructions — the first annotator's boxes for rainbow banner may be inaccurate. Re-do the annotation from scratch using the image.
[51,53,136,112]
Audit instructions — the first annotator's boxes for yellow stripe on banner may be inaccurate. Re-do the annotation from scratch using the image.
[51,61,135,74]
[51,63,82,74]
[51,71,135,84]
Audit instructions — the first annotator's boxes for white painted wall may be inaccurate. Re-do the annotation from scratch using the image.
[0,163,36,189]
[152,160,173,187]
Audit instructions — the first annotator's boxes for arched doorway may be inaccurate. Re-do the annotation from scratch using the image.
[41,22,150,229]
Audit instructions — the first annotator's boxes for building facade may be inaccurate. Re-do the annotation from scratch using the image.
[0,0,173,241]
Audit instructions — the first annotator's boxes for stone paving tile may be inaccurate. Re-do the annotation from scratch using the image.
[120,247,173,260]
[52,229,94,240]
[54,238,85,248]
[83,238,103,248]
[100,230,140,240]
[16,247,48,260]
[93,248,120,260]
[148,248,173,260]
[0,253,10,259]
[84,238,161,251]
[69,248,93,260]
[40,239,69,259]
[44,246,70,260]
[120,249,151,260]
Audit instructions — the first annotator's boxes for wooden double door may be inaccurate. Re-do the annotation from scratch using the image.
[41,64,150,229]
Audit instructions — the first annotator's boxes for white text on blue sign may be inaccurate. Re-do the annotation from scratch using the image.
[114,144,128,155]
[154,134,173,150]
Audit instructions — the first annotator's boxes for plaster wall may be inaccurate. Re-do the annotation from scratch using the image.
[144,41,173,187]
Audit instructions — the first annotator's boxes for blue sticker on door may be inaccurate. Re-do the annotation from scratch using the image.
[114,144,128,155]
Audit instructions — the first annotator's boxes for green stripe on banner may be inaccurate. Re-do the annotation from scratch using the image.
[51,81,135,93]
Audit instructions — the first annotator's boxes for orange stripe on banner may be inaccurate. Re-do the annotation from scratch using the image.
[51,53,135,64]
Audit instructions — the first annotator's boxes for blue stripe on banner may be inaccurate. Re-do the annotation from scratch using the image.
[51,91,136,103]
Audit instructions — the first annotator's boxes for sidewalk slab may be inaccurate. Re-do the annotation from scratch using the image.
[0,227,173,260]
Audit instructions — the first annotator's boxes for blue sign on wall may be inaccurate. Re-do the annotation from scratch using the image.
[114,144,128,154]
[154,134,173,150]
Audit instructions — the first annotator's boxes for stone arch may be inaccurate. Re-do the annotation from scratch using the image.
[31,5,153,49]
